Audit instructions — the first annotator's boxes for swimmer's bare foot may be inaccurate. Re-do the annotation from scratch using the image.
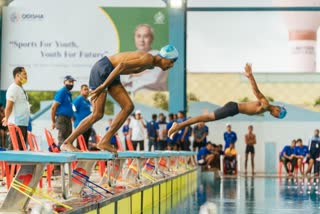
[168,122,179,140]
[97,142,118,157]
[60,143,82,152]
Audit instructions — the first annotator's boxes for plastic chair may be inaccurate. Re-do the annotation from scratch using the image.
[77,135,106,177]
[116,136,124,152]
[27,131,40,152]
[26,131,43,188]
[5,124,28,189]
[125,137,134,151]
[5,125,44,189]
[44,128,64,188]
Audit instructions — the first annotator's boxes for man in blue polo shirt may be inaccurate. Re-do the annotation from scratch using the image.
[280,139,296,176]
[51,75,75,146]
[294,138,314,175]
[308,129,320,176]
[224,124,237,150]
[73,84,92,149]
[147,114,159,151]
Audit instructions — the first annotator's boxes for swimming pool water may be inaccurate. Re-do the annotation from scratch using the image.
[170,172,320,214]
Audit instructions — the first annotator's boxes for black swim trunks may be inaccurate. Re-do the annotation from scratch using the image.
[89,56,121,90]
[245,145,255,154]
[214,101,239,120]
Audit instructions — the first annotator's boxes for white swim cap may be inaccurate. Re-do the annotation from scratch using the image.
[159,45,179,60]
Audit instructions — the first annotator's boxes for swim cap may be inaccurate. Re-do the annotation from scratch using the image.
[278,106,287,119]
[159,45,179,60]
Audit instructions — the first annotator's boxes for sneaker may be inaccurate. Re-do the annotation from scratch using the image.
[198,159,205,165]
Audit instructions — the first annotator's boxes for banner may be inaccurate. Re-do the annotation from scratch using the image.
[188,9,320,73]
[1,6,168,91]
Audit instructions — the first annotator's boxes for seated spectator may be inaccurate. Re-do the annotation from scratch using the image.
[224,143,237,175]
[295,138,314,175]
[280,140,297,176]
[218,144,224,156]
[197,141,214,168]
[308,129,320,176]
[211,143,221,170]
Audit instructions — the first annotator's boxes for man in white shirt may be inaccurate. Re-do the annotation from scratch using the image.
[2,67,30,150]
[129,110,146,151]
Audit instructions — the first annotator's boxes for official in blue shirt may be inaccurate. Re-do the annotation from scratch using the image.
[167,113,178,150]
[73,84,92,149]
[51,75,75,145]
[308,129,320,176]
[280,140,296,175]
[294,138,314,175]
[224,124,237,150]
[147,114,160,151]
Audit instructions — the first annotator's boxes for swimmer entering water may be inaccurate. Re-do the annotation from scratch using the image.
[168,63,287,139]
[60,45,178,155]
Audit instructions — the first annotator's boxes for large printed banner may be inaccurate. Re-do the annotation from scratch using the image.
[188,0,320,73]
[1,6,168,91]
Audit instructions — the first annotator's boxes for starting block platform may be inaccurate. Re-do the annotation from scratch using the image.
[0,151,76,212]
[0,150,197,214]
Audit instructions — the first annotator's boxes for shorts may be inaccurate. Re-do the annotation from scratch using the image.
[89,56,121,90]
[214,101,239,120]
[245,145,255,154]
[168,141,177,147]
[193,141,203,149]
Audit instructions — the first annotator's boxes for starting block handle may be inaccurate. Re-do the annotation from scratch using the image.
[73,169,89,180]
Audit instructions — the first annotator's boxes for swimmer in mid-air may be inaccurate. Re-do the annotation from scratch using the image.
[61,45,179,154]
[168,63,287,139]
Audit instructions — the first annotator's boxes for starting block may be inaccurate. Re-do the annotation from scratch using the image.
[63,151,115,196]
[0,151,76,212]
[65,151,197,197]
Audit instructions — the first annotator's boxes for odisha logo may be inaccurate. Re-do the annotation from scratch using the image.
[10,12,20,22]
[21,13,44,20]
[10,12,44,22]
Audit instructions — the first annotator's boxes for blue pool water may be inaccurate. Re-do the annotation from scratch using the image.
[170,172,320,214]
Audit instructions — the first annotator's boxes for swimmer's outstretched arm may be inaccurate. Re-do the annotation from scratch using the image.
[244,63,269,106]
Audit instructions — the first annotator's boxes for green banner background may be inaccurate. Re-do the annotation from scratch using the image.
[102,7,169,52]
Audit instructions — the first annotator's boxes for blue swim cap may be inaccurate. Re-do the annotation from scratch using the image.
[159,45,179,60]
[278,106,287,119]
